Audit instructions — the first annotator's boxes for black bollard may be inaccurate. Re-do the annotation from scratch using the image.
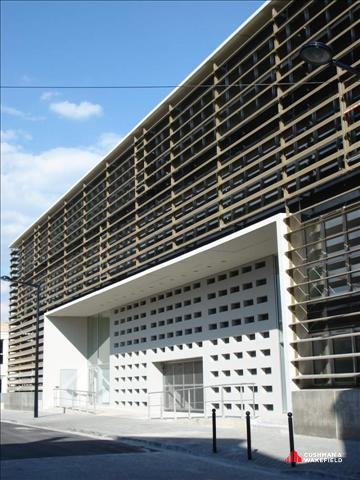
[212,408,217,453]
[246,411,252,460]
[288,412,295,467]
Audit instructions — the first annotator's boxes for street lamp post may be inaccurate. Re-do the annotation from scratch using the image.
[300,41,360,78]
[1,275,41,418]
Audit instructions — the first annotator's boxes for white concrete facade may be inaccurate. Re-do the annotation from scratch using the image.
[111,255,284,417]
[43,214,294,417]
[42,316,88,408]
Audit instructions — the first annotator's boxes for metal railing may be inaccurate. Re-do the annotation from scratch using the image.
[147,382,256,419]
[53,387,96,413]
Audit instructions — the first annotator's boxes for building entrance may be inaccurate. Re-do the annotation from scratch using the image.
[87,314,110,405]
[163,359,203,412]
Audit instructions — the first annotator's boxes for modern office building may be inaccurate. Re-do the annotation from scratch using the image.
[6,0,359,436]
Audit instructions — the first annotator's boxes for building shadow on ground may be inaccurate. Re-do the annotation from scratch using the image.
[2,422,359,479]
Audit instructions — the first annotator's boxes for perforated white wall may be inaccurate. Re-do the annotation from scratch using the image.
[109,255,286,416]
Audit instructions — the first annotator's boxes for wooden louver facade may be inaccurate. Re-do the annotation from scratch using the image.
[8,0,360,392]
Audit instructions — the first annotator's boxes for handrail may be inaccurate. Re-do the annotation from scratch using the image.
[53,387,96,413]
[147,382,256,420]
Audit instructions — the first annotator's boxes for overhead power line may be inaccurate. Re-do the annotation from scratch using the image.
[1,81,324,89]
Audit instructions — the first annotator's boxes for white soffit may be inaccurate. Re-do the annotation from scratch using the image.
[47,214,284,318]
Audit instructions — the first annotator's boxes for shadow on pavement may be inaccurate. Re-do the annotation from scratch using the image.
[2,413,359,479]
[1,424,145,460]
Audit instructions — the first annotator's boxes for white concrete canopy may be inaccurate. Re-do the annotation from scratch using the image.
[43,213,294,412]
[46,214,285,319]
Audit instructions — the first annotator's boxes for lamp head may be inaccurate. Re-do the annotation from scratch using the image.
[300,41,334,66]
[0,275,12,282]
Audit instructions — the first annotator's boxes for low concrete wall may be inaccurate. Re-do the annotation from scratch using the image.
[3,392,43,411]
[334,389,360,440]
[292,389,360,440]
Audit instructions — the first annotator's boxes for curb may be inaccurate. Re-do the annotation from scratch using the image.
[2,419,357,480]
[0,420,286,479]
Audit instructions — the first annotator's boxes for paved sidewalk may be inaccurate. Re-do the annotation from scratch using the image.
[2,409,359,479]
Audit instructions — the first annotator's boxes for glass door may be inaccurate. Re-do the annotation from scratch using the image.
[89,365,110,405]
[163,359,203,412]
[87,314,110,405]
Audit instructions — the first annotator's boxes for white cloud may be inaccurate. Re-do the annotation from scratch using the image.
[49,100,103,120]
[1,131,122,322]
[1,129,32,142]
[1,300,9,323]
[1,106,24,117]
[1,210,35,241]
[1,282,9,296]
[40,91,60,101]
[0,282,9,324]
[1,105,44,122]
[96,132,123,152]
[1,130,17,142]
[20,74,32,84]
[1,143,102,217]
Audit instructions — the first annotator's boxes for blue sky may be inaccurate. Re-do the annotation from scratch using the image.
[0,0,264,320]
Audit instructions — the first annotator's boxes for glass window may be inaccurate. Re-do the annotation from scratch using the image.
[351,271,360,291]
[305,224,322,244]
[174,364,183,385]
[334,358,353,374]
[184,363,193,385]
[307,244,324,261]
[346,209,360,230]
[332,337,352,355]
[313,340,330,357]
[348,230,360,250]
[163,360,203,413]
[325,235,345,255]
[324,216,343,237]
[308,280,326,299]
[350,251,360,270]
[328,275,349,295]
[313,359,330,374]
[327,258,346,277]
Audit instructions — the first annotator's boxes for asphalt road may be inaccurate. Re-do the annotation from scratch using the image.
[1,421,143,460]
[0,422,323,480]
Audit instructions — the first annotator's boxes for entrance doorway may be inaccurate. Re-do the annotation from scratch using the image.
[87,314,110,405]
[163,359,203,412]
[89,365,110,405]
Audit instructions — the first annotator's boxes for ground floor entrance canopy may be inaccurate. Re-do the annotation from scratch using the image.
[42,214,292,415]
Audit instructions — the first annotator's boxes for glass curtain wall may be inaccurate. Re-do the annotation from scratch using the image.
[88,314,110,404]
[163,359,203,412]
